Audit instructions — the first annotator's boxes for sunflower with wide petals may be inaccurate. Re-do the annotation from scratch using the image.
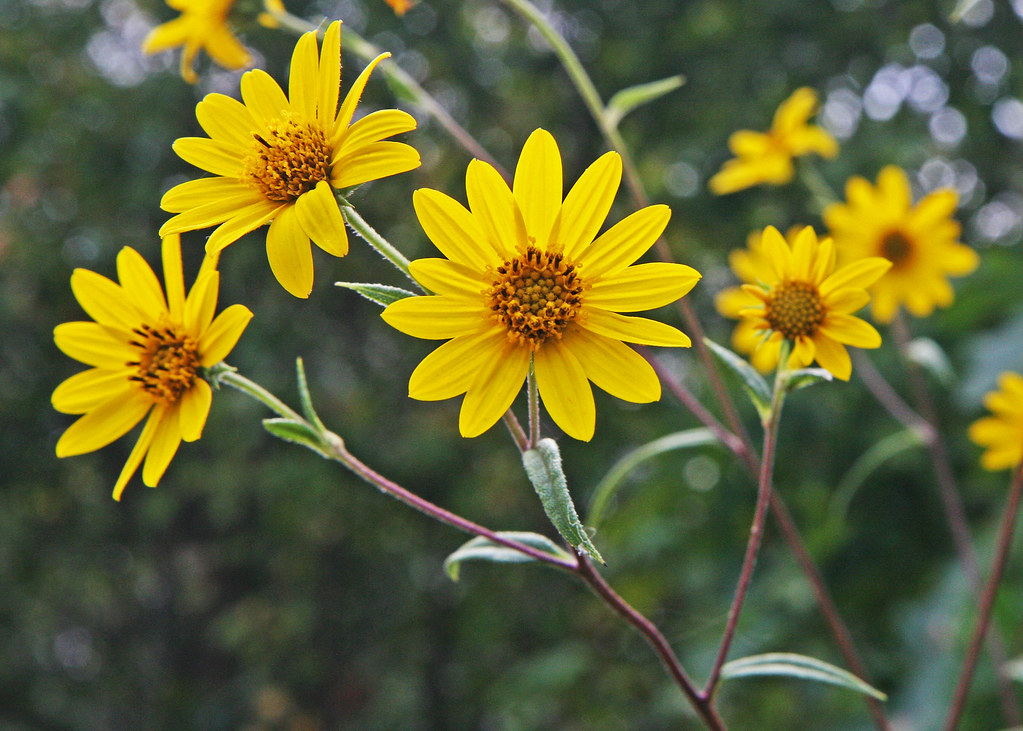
[709,87,838,195]
[52,235,253,500]
[159,20,421,298]
[716,227,797,374]
[729,225,890,380]
[381,129,701,441]
[969,372,1023,472]
[823,165,979,324]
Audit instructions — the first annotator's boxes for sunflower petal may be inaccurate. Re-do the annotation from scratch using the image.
[204,200,283,255]
[335,109,417,160]
[331,141,421,189]
[409,257,485,297]
[458,344,531,437]
[812,334,851,380]
[54,322,136,369]
[240,68,290,125]
[172,137,245,177]
[466,158,527,259]
[316,21,342,129]
[178,378,212,442]
[196,93,254,148]
[513,128,562,248]
[198,304,253,366]
[184,270,219,338]
[116,246,167,323]
[335,52,390,133]
[820,313,882,348]
[112,406,163,501]
[55,393,152,458]
[71,269,141,331]
[295,181,349,257]
[581,308,691,347]
[288,26,319,120]
[567,327,660,403]
[819,257,891,296]
[409,329,508,401]
[382,295,487,339]
[265,205,314,298]
[52,368,135,415]
[552,151,622,260]
[161,177,256,214]
[413,188,497,269]
[585,262,700,312]
[142,408,183,486]
[535,339,596,441]
[578,204,671,279]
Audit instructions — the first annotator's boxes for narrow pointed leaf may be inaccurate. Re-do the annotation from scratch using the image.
[295,357,325,433]
[604,75,686,129]
[905,337,954,387]
[703,337,772,418]
[720,652,888,701]
[785,367,833,392]
[522,438,604,565]
[443,532,574,581]
[336,281,418,307]
[588,428,718,529]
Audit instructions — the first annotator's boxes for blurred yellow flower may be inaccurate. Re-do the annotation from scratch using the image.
[824,165,979,324]
[709,87,838,195]
[52,235,252,500]
[730,225,890,380]
[969,372,1023,472]
[159,21,420,298]
[143,0,253,84]
[384,0,414,15]
[381,129,700,441]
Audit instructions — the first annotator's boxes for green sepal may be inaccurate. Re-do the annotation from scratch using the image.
[720,652,888,701]
[335,282,418,307]
[784,367,833,392]
[443,532,574,581]
[703,337,772,419]
[262,418,329,458]
[604,74,686,129]
[522,438,605,565]
[294,357,325,433]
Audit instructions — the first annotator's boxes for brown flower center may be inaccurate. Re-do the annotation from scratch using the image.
[880,230,914,268]
[127,323,201,403]
[764,280,825,339]
[486,246,584,349]
[242,118,332,202]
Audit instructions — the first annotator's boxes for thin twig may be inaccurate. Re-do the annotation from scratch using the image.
[944,465,1023,730]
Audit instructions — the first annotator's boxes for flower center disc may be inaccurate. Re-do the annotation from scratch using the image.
[765,280,825,339]
[128,324,201,403]
[880,230,914,268]
[243,118,332,202]
[486,246,583,349]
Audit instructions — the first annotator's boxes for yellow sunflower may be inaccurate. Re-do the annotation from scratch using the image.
[143,0,263,84]
[729,225,890,380]
[159,20,421,298]
[381,129,701,441]
[969,372,1023,472]
[52,235,253,500]
[823,165,979,324]
[709,87,838,195]
[715,227,797,374]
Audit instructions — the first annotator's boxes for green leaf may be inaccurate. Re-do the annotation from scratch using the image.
[828,428,925,523]
[785,367,833,392]
[443,532,574,581]
[522,438,605,565]
[721,652,888,701]
[587,428,719,529]
[262,418,328,457]
[1003,655,1023,683]
[703,337,772,418]
[294,357,325,433]
[604,74,686,129]
[905,337,954,387]
[335,282,418,307]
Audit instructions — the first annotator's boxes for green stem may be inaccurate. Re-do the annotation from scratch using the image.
[214,366,303,421]
[703,342,790,696]
[527,357,540,449]
[341,204,420,288]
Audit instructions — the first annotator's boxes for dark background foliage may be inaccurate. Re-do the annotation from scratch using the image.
[2,0,1023,728]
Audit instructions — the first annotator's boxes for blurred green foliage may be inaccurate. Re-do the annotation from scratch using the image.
[2,0,1023,728]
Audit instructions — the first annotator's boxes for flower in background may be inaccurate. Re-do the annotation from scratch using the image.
[382,129,701,441]
[709,87,838,195]
[52,235,252,500]
[384,0,414,15]
[715,227,795,374]
[823,165,979,324]
[969,372,1023,471]
[159,20,420,298]
[144,0,253,83]
[729,225,890,380]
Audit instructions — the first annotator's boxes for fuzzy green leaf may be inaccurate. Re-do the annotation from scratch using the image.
[785,367,833,392]
[721,652,888,701]
[294,357,326,433]
[522,438,604,565]
[905,337,954,387]
[443,532,574,581]
[262,418,328,457]
[703,337,772,418]
[335,282,418,307]
[604,75,686,128]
